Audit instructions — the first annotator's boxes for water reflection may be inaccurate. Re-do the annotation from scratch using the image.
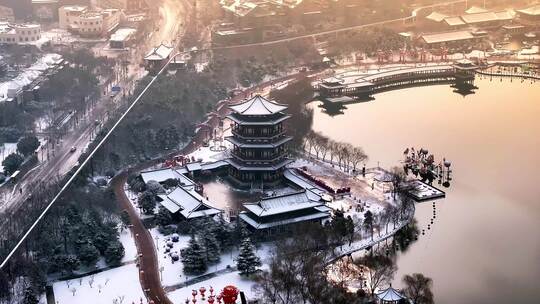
[309,77,540,304]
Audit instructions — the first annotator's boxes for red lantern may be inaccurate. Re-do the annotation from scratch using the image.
[200,286,207,299]
[192,290,198,299]
[221,285,239,304]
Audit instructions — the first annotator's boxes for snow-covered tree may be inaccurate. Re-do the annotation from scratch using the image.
[198,228,221,263]
[181,236,208,275]
[236,238,261,276]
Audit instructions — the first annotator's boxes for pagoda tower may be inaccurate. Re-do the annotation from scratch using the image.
[225,95,293,185]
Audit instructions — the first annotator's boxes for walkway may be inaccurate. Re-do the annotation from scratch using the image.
[328,211,414,264]
[112,173,172,304]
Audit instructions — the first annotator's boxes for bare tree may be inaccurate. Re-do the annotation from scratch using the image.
[402,273,434,304]
[355,254,397,296]
[351,147,368,172]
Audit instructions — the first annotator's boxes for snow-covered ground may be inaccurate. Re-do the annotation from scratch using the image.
[185,140,231,163]
[167,272,259,303]
[52,264,145,304]
[150,228,272,288]
[118,228,138,263]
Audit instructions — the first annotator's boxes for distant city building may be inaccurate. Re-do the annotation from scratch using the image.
[0,5,14,22]
[0,21,41,44]
[96,0,127,10]
[32,0,59,21]
[58,5,121,37]
[125,0,147,12]
[109,27,135,48]
[225,95,293,186]
[0,0,32,19]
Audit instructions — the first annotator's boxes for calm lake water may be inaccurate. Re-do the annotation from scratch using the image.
[309,77,540,304]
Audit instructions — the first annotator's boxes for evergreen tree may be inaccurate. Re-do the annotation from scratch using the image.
[364,210,374,240]
[138,190,157,215]
[155,206,173,227]
[198,227,221,263]
[17,135,40,156]
[2,153,24,175]
[236,238,261,276]
[104,240,125,266]
[120,210,131,229]
[77,243,100,267]
[181,236,208,275]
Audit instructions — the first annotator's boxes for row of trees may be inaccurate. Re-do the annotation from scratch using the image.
[303,130,368,172]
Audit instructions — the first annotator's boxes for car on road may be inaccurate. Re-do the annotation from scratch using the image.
[69,146,77,153]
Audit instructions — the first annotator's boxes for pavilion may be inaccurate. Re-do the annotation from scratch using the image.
[375,285,406,304]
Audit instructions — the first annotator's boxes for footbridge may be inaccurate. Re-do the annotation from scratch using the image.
[316,62,477,99]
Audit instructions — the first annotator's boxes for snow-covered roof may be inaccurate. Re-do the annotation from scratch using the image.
[110,28,136,42]
[225,135,292,148]
[461,12,500,24]
[225,158,293,171]
[186,162,202,172]
[517,5,540,16]
[376,286,405,302]
[144,43,174,61]
[243,190,323,217]
[444,16,465,26]
[425,11,448,22]
[239,211,329,229]
[0,53,63,102]
[158,187,222,218]
[322,76,344,84]
[229,95,288,115]
[421,31,474,44]
[283,169,326,195]
[227,113,291,125]
[494,10,514,20]
[465,6,488,14]
[140,167,195,186]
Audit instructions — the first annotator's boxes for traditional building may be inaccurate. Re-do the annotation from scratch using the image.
[144,43,174,72]
[516,5,540,26]
[239,190,331,233]
[225,95,293,186]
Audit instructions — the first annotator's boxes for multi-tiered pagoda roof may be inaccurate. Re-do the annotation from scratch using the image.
[225,95,293,185]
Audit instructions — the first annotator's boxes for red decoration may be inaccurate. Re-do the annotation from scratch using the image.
[221,285,239,304]
[208,296,215,304]
[210,286,214,296]
[192,290,198,299]
[216,293,223,304]
[200,287,207,300]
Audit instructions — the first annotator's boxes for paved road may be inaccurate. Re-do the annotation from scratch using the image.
[0,0,187,216]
